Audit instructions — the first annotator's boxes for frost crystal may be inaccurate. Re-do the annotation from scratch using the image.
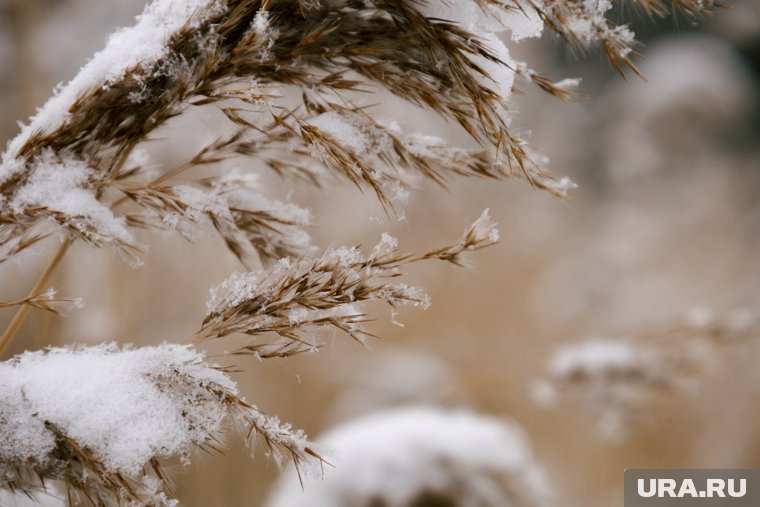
[471,208,500,245]
[206,270,263,312]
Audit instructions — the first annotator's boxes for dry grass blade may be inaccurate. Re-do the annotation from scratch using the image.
[0,289,80,315]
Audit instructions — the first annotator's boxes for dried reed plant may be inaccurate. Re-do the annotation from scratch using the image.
[534,309,759,440]
[0,0,717,505]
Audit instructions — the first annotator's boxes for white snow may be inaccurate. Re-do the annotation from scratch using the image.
[1,0,226,165]
[549,339,646,379]
[206,265,273,312]
[478,33,518,102]
[500,5,545,41]
[565,0,611,44]
[266,407,552,507]
[174,184,234,222]
[418,0,545,102]
[421,0,543,40]
[545,176,579,196]
[554,77,582,90]
[9,150,132,246]
[306,112,372,154]
[0,343,235,475]
[252,9,270,35]
[370,233,399,257]
[251,8,278,61]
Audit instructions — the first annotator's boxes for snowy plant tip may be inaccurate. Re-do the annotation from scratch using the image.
[534,309,760,439]
[525,0,717,77]
[266,407,553,507]
[197,210,499,352]
[0,343,315,505]
[1,0,225,162]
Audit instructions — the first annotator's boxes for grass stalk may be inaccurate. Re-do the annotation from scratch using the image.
[0,239,71,357]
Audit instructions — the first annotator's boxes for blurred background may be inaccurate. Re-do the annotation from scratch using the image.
[1,0,759,505]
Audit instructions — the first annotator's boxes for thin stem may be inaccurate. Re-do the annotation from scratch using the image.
[0,239,71,357]
[0,138,140,357]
